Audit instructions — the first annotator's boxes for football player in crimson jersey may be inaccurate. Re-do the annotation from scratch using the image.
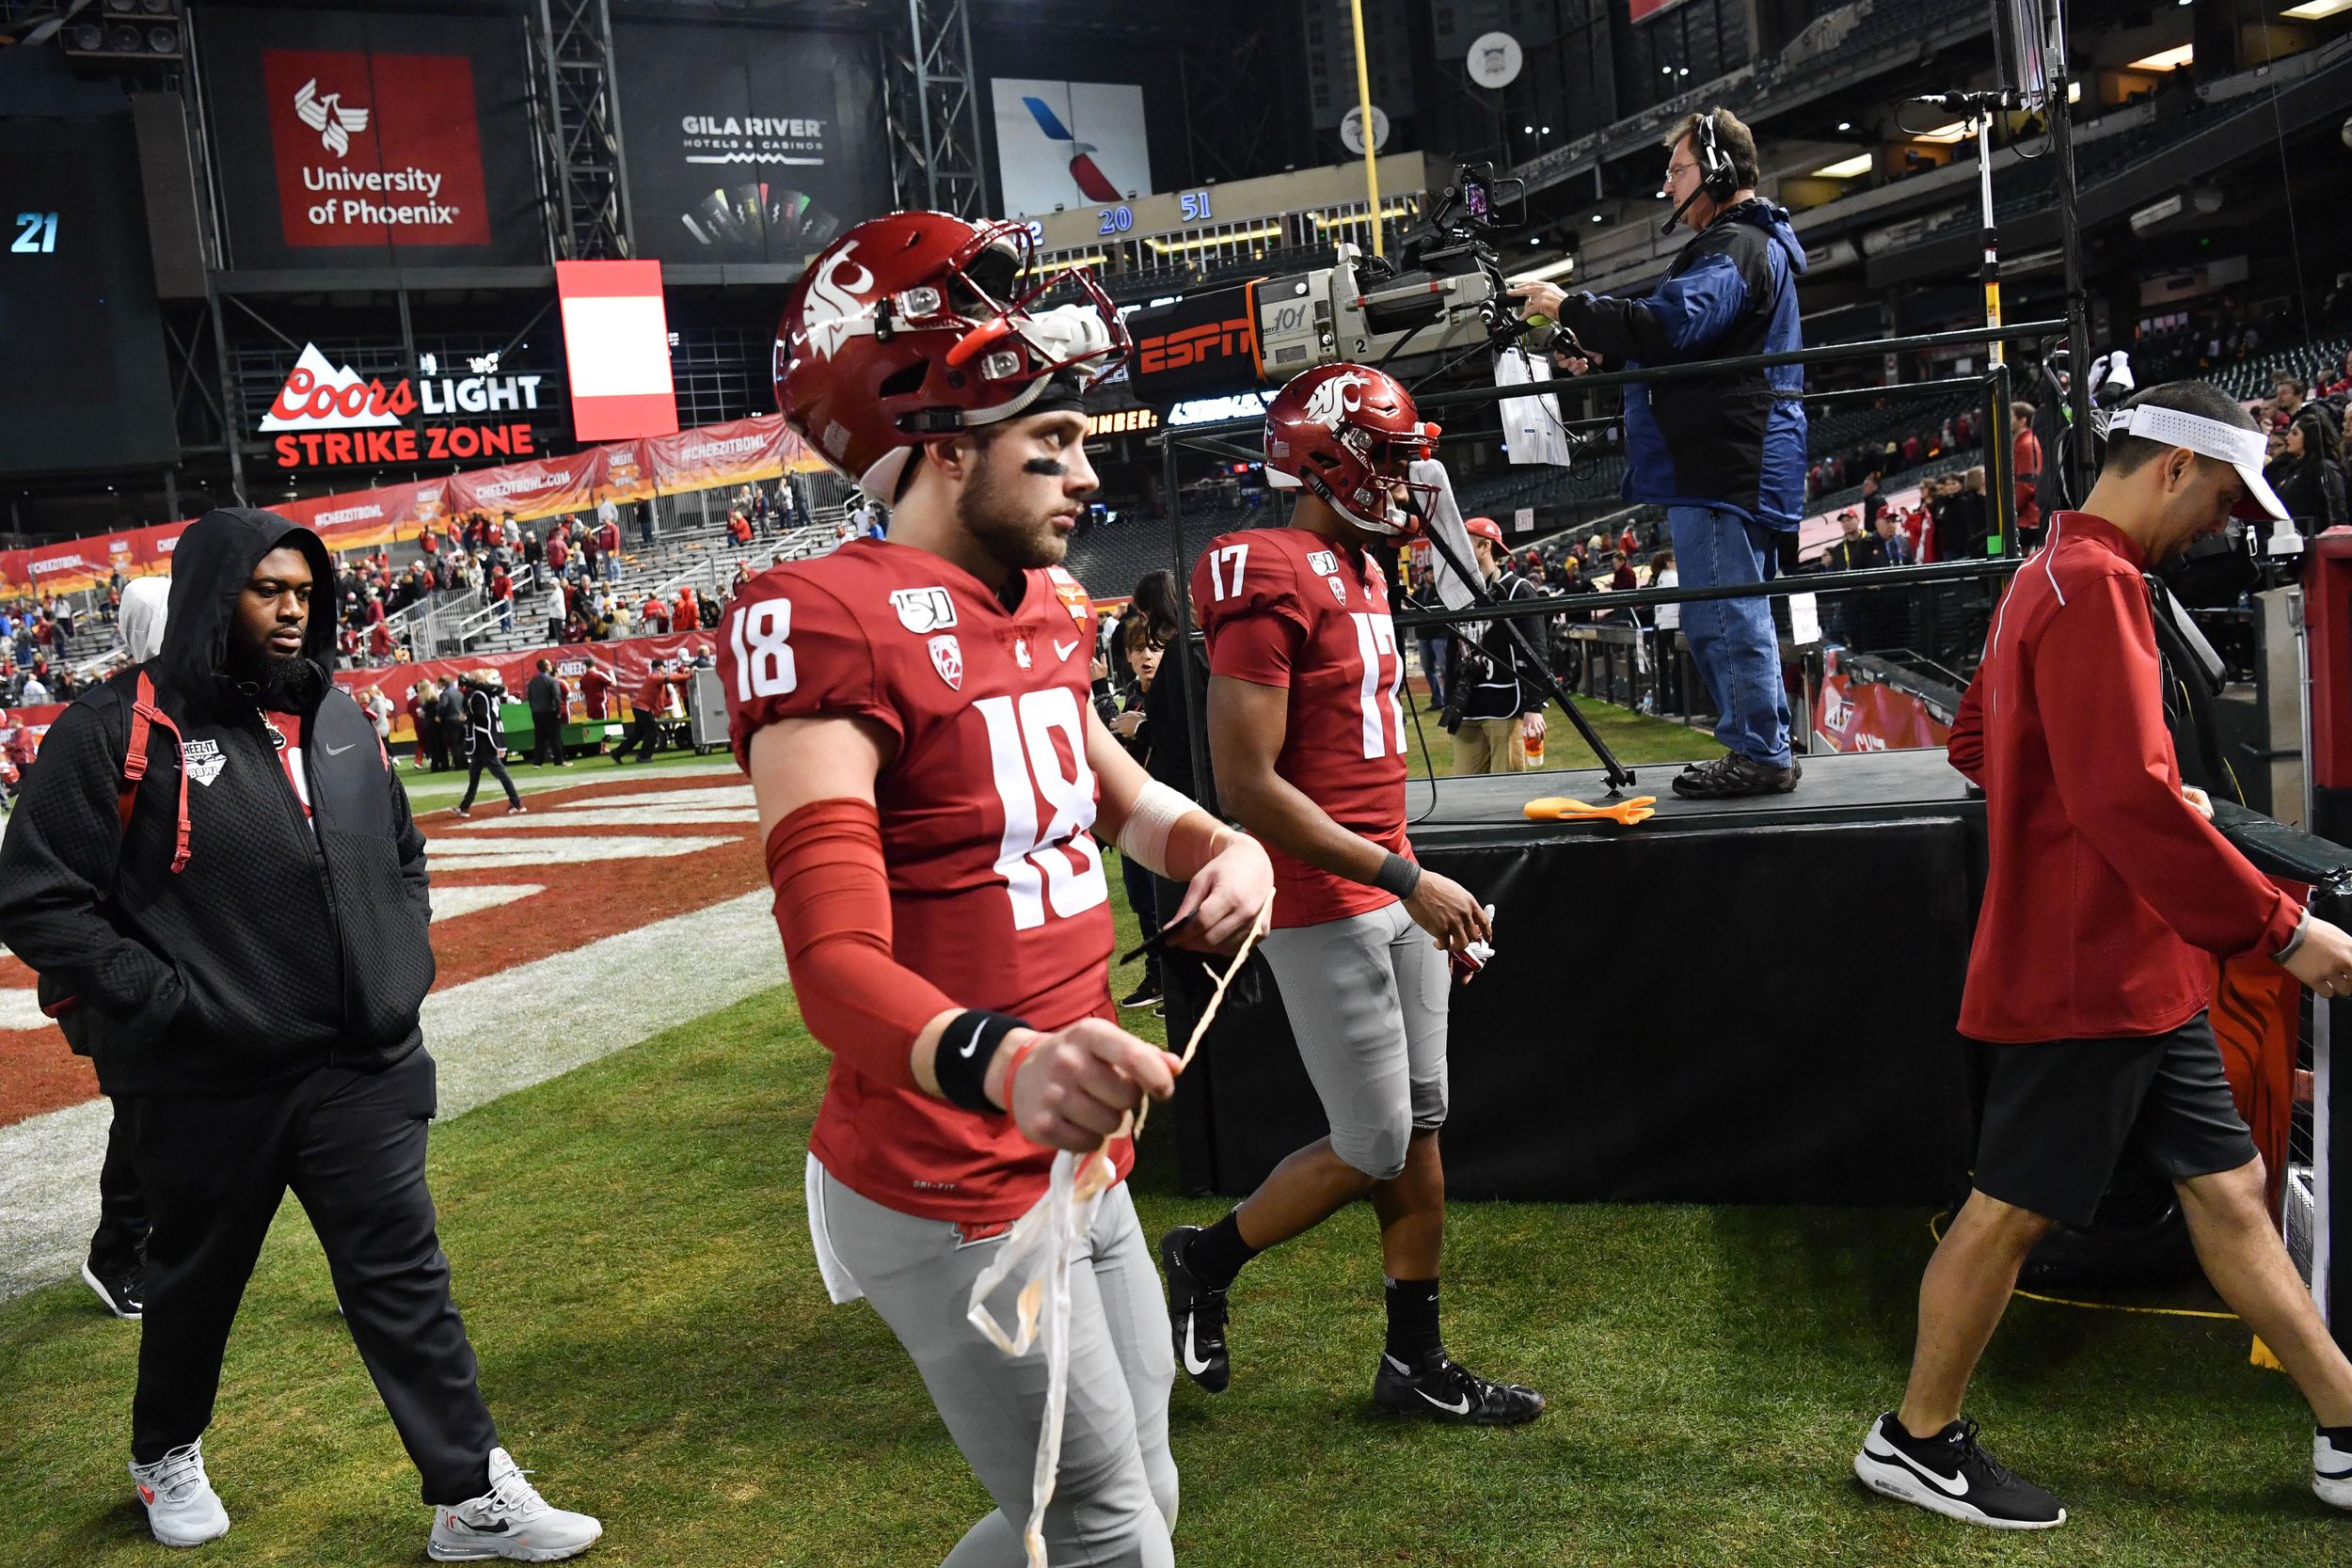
[1164,363,1543,1426]
[728,209,1272,1568]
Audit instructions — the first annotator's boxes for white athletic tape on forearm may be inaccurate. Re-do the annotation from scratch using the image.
[965,891,1274,1568]
[1113,779,1195,879]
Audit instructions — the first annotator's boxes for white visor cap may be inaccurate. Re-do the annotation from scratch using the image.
[2105,402,2287,521]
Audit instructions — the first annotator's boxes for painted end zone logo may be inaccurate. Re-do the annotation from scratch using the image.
[264,342,545,469]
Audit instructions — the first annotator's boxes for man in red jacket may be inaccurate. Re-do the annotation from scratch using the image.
[1856,382,2352,1528]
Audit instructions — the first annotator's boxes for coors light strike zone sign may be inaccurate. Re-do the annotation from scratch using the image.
[262,49,492,247]
[262,344,547,468]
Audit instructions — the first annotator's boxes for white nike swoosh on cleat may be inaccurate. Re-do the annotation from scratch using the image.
[1871,1434,1971,1497]
[1183,1319,1214,1377]
[1416,1386,1471,1417]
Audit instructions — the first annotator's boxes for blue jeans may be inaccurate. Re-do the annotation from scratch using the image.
[1666,505,1791,768]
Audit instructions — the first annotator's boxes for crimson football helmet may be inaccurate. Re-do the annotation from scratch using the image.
[1263,363,1439,536]
[774,211,1130,499]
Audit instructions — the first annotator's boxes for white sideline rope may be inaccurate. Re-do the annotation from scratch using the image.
[964,892,1276,1568]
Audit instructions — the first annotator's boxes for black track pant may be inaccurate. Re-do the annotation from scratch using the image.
[459,750,519,810]
[124,1050,499,1502]
[89,1098,147,1274]
[611,712,662,762]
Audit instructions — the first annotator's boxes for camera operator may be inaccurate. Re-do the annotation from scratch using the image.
[1511,106,1806,799]
[1444,516,1549,774]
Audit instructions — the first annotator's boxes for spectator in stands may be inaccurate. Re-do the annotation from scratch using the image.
[522,527,543,572]
[2276,410,2349,531]
[367,620,395,664]
[1448,516,1549,774]
[2269,375,2307,433]
[544,525,569,581]
[596,511,621,581]
[639,594,669,635]
[453,670,524,818]
[2321,349,2352,401]
[675,584,698,637]
[490,564,515,631]
[595,487,620,550]
[727,509,754,547]
[1512,104,1804,798]
[636,496,657,549]
[525,657,567,768]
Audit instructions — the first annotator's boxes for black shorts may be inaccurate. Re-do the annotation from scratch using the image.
[1971,1010,2257,1227]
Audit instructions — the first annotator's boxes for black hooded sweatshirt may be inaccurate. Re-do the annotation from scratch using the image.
[0,509,436,1095]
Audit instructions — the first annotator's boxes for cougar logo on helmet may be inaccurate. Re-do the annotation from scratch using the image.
[803,244,875,361]
[1300,372,1368,432]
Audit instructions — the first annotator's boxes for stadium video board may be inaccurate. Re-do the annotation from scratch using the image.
[613,21,892,267]
[0,115,179,477]
[198,7,543,270]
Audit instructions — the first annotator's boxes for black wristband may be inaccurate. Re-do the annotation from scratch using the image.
[1373,850,1422,900]
[934,1010,1029,1113]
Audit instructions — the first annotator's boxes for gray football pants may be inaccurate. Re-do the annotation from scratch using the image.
[816,1169,1178,1566]
[1258,899,1452,1180]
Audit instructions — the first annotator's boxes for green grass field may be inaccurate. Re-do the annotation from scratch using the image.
[6,705,2343,1566]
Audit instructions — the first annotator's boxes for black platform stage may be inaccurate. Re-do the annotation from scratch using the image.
[1163,750,1989,1207]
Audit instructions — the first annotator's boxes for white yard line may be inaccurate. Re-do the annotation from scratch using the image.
[0,890,787,1302]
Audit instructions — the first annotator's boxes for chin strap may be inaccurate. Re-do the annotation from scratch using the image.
[965,892,1274,1567]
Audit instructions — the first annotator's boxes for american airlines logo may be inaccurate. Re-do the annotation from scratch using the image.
[294,78,370,158]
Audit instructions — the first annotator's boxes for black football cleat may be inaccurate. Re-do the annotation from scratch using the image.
[1373,1351,1544,1426]
[1159,1226,1232,1394]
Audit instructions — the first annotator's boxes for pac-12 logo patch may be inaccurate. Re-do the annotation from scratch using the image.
[928,634,964,691]
[1327,577,1347,604]
[890,586,957,634]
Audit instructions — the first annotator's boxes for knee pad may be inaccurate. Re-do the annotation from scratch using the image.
[1333,1117,1412,1182]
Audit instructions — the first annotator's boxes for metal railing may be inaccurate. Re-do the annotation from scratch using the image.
[1150,316,2066,797]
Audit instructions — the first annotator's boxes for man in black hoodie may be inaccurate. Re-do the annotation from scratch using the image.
[0,510,599,1560]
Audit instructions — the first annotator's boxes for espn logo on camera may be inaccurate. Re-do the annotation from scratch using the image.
[1136,317,1254,375]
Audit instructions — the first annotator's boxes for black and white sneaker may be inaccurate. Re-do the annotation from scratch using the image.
[1854,1413,2065,1529]
[1158,1227,1231,1394]
[2315,1427,2352,1509]
[1372,1351,1544,1426]
[82,1258,143,1320]
[1119,979,1162,1010]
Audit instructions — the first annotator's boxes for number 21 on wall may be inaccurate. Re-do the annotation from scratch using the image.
[11,213,58,254]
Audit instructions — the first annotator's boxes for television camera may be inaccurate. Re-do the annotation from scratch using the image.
[1122,164,1544,405]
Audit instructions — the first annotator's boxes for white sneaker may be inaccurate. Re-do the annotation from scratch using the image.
[130,1439,230,1547]
[428,1447,601,1561]
[2316,1428,2352,1509]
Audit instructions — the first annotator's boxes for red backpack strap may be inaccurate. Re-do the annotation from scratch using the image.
[119,670,193,874]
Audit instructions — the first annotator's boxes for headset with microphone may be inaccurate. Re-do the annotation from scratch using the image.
[1659,110,1741,237]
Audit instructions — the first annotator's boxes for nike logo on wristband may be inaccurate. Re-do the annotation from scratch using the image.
[956,1019,986,1059]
